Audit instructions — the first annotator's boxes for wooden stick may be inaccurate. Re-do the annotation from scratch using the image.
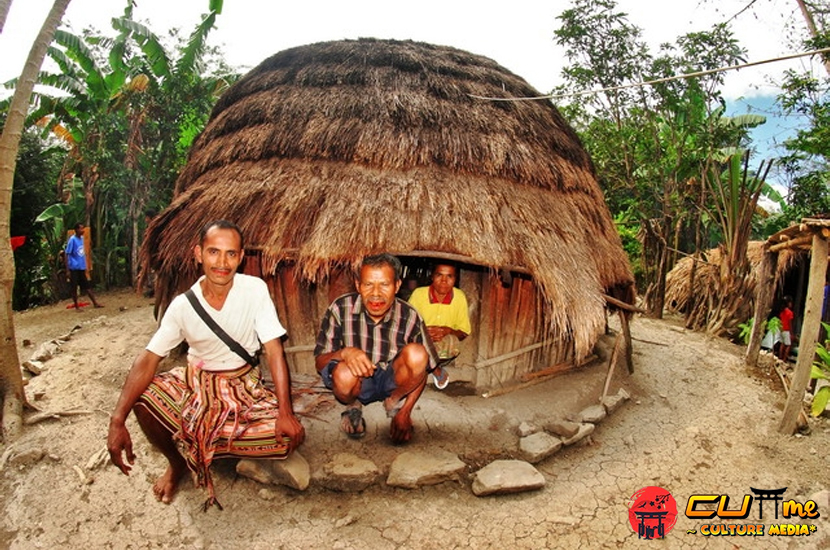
[772,362,809,427]
[482,356,596,398]
[519,355,597,381]
[602,294,646,314]
[768,234,813,253]
[620,310,634,374]
[601,332,623,402]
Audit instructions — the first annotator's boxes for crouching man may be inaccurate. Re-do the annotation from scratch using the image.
[107,220,304,509]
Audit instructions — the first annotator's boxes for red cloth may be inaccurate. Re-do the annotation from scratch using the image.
[10,236,25,250]
[780,307,794,331]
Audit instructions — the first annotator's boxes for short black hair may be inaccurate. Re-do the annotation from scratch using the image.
[360,253,402,282]
[74,223,84,232]
[199,219,244,249]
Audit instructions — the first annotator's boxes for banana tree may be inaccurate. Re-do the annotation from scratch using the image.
[11,0,228,286]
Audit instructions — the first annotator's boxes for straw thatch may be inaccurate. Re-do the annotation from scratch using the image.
[665,241,800,330]
[142,38,634,362]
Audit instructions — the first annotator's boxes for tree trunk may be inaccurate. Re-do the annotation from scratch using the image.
[794,0,830,76]
[0,0,11,33]
[0,0,72,442]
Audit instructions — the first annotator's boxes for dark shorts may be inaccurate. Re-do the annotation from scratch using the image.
[69,269,90,290]
[320,359,398,406]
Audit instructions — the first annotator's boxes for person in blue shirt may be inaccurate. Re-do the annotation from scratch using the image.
[65,223,103,310]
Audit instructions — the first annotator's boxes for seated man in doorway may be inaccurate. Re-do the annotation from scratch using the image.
[314,253,438,443]
[408,262,471,389]
[107,220,305,509]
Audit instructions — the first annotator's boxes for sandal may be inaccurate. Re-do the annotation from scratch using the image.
[341,407,366,439]
[432,366,450,390]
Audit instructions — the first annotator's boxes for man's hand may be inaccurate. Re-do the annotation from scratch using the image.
[340,347,376,378]
[275,413,306,454]
[107,418,135,475]
[427,326,453,342]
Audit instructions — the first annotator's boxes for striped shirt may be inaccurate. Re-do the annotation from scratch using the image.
[314,293,438,370]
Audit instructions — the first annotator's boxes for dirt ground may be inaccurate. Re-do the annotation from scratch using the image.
[2,287,830,549]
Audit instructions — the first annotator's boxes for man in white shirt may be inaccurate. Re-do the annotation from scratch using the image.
[107,220,304,508]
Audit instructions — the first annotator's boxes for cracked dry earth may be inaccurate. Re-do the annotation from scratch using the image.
[2,287,830,549]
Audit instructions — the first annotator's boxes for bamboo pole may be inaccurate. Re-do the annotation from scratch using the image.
[779,233,828,434]
[745,250,778,368]
[769,234,813,253]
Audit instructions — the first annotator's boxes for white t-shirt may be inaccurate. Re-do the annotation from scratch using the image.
[146,273,286,371]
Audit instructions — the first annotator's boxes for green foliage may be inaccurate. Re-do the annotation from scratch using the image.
[10,130,67,309]
[3,0,235,298]
[737,317,766,345]
[810,322,830,416]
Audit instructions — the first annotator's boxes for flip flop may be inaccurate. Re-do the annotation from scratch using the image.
[341,408,366,439]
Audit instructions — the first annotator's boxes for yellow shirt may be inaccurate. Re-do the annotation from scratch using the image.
[408,286,472,335]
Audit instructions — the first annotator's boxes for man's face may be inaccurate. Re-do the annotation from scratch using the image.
[76,225,85,236]
[356,264,401,322]
[431,264,456,296]
[194,226,244,287]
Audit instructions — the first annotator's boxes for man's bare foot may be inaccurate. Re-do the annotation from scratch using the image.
[152,464,186,504]
[383,396,405,418]
[389,408,414,444]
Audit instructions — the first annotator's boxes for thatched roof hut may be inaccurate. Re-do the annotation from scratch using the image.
[142,38,635,388]
[665,241,801,332]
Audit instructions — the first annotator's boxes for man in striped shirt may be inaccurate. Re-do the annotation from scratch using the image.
[314,253,438,443]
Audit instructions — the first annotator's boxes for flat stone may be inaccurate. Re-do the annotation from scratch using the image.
[386,449,466,489]
[516,421,538,437]
[580,404,607,424]
[235,451,310,491]
[544,418,580,438]
[316,452,381,492]
[471,459,545,496]
[617,387,631,401]
[21,360,44,375]
[601,394,626,414]
[562,423,595,446]
[518,432,563,464]
[30,341,60,363]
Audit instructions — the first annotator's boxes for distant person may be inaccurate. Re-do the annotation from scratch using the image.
[778,295,795,362]
[107,220,305,509]
[65,223,102,310]
[408,262,471,389]
[314,253,438,443]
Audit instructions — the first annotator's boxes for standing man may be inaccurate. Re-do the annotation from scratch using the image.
[408,262,471,389]
[107,220,305,509]
[65,223,103,310]
[314,253,437,443]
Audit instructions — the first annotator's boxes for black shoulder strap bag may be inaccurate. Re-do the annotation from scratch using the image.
[184,289,258,366]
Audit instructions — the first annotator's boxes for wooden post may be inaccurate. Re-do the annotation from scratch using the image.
[779,232,828,434]
[619,310,634,374]
[745,250,778,368]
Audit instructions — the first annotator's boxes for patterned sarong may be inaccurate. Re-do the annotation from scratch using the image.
[137,362,290,509]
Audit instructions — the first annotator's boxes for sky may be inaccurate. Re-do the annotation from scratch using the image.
[0,0,823,160]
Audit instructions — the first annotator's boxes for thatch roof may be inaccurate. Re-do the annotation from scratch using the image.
[142,38,635,359]
[665,241,800,325]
